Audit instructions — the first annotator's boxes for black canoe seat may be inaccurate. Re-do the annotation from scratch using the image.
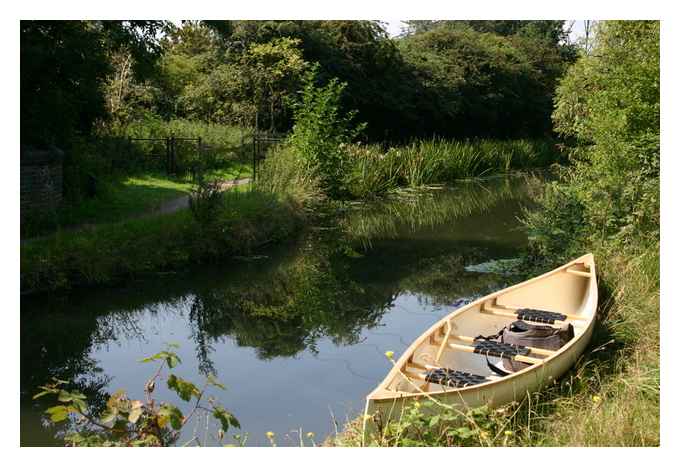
[517,308,568,324]
[424,368,489,388]
[473,340,530,358]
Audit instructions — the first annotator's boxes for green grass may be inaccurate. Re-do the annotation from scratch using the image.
[21,186,305,294]
[59,174,193,225]
[209,163,253,182]
[22,160,253,239]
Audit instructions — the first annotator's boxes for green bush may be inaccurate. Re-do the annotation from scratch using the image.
[288,70,366,198]
[516,20,659,446]
[527,21,660,254]
[34,345,241,446]
[334,402,518,447]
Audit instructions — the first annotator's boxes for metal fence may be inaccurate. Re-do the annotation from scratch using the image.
[127,136,203,176]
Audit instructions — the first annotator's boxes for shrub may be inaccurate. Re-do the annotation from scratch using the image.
[33,346,240,446]
[288,70,366,198]
[530,21,660,253]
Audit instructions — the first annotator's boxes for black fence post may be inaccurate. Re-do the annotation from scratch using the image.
[165,137,170,174]
[252,130,257,181]
[127,136,133,171]
[171,135,176,175]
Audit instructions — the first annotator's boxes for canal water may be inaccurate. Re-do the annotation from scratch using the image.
[20,174,543,446]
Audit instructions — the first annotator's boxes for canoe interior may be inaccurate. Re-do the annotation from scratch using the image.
[382,256,596,395]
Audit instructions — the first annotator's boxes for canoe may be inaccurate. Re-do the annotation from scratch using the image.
[362,253,598,441]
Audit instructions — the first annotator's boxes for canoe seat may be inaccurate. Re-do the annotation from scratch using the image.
[517,308,568,324]
[424,368,489,388]
[473,340,530,358]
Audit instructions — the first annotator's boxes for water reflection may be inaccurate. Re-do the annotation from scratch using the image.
[21,174,541,446]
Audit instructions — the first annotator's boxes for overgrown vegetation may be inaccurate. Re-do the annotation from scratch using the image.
[21,20,575,194]
[518,20,660,445]
[343,138,560,199]
[258,75,561,201]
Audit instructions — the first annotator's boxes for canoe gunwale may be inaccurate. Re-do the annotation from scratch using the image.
[366,253,598,402]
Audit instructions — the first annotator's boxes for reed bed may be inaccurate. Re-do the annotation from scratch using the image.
[342,138,560,199]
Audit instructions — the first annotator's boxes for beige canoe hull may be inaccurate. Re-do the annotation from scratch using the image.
[362,254,598,441]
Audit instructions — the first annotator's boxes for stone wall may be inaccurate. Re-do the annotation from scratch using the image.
[20,146,64,220]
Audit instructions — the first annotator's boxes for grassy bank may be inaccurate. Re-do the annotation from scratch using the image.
[21,187,304,294]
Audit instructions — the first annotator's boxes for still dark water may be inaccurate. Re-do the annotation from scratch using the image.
[20,174,543,446]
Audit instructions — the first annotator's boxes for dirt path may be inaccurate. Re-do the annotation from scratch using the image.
[21,178,252,245]
[152,177,252,216]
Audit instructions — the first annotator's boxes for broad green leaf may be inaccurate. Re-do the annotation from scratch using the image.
[166,353,181,369]
[167,374,200,401]
[158,404,184,430]
[33,390,53,400]
[142,350,182,368]
[46,405,70,423]
[72,398,88,413]
[213,405,240,432]
[107,389,126,410]
[100,410,118,425]
[456,426,474,439]
[58,390,74,402]
[128,407,143,424]
[428,415,441,428]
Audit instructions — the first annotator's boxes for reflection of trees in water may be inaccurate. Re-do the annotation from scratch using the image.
[186,241,394,369]
[20,309,114,420]
[396,254,520,306]
[21,295,190,415]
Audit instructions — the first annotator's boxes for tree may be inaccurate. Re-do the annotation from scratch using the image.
[527,21,659,258]
[21,20,167,147]
[398,24,572,138]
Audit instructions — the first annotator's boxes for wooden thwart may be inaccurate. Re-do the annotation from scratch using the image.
[566,267,592,278]
[434,321,452,363]
[483,303,586,322]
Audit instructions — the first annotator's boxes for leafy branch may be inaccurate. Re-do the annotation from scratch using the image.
[34,345,240,447]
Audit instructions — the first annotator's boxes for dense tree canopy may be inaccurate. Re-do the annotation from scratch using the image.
[21,20,167,147]
[21,20,577,145]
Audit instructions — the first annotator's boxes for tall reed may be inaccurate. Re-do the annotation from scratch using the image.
[340,138,560,199]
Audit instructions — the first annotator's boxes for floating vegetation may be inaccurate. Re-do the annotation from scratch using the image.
[464,258,523,275]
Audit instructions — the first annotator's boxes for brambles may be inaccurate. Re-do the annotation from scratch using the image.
[33,345,239,447]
